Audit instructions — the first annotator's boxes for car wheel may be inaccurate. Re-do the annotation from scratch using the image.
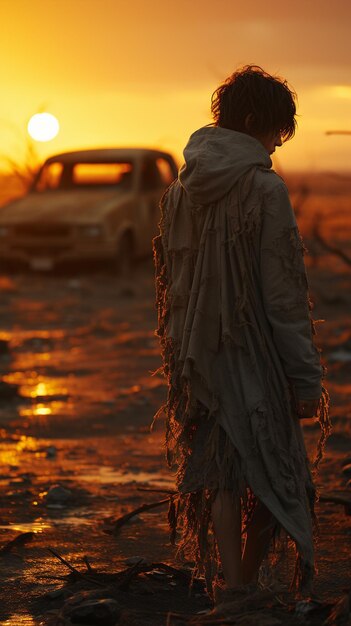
[115,231,134,276]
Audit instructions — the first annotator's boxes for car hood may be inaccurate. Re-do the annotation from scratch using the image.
[0,189,129,224]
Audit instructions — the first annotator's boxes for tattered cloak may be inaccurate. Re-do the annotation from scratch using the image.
[152,126,330,595]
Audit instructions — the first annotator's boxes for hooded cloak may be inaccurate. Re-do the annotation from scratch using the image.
[153,125,330,593]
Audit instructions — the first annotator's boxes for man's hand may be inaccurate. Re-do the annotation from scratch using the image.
[296,398,320,419]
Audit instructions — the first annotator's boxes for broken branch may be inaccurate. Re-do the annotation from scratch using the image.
[103,496,171,534]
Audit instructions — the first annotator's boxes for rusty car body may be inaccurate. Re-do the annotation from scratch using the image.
[0,148,178,271]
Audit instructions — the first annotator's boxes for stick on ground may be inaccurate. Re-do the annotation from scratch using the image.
[103,497,171,534]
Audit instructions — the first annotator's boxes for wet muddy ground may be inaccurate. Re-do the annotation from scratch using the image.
[0,203,350,625]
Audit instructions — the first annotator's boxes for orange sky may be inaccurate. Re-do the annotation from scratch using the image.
[1,0,351,172]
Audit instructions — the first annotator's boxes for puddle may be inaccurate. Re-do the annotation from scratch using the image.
[4,375,69,400]
[0,435,43,466]
[19,401,69,419]
[46,506,123,527]
[75,465,174,488]
[0,519,51,533]
[0,508,115,531]
[1,617,38,626]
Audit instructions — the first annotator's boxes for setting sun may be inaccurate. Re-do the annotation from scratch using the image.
[27,112,60,142]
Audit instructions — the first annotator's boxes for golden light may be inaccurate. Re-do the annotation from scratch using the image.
[20,405,52,417]
[329,85,351,99]
[27,112,60,142]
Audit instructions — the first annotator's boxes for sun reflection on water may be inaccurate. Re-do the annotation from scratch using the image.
[0,435,41,466]
[0,519,51,533]
[15,435,40,452]
[3,372,69,405]
[20,405,52,417]
[1,613,44,626]
[32,382,48,397]
[34,406,51,416]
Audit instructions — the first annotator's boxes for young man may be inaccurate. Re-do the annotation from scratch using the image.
[153,65,330,600]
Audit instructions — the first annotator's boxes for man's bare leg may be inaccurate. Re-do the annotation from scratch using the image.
[242,499,274,584]
[211,490,243,588]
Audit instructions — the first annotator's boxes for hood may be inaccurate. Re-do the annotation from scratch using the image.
[0,188,127,224]
[178,125,272,204]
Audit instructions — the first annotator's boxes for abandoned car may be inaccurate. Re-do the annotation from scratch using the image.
[0,148,178,271]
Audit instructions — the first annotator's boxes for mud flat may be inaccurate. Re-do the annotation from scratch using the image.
[0,238,350,625]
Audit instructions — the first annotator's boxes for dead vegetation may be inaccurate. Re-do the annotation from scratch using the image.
[39,546,351,625]
[0,120,41,200]
[311,220,351,268]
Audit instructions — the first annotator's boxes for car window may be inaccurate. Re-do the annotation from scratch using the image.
[35,162,64,191]
[34,161,134,191]
[156,158,175,186]
[72,163,133,188]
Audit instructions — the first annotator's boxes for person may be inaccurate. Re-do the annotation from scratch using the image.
[153,65,330,602]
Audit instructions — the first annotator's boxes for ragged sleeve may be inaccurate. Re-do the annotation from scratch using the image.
[260,180,323,401]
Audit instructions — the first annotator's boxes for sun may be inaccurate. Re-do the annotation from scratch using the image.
[27,113,60,142]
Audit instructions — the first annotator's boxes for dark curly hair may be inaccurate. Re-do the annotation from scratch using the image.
[211,65,297,141]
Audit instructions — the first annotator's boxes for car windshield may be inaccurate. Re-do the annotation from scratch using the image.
[34,161,134,192]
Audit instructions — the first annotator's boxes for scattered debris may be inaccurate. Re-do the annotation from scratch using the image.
[46,446,58,459]
[63,597,121,625]
[45,484,72,505]
[125,555,150,566]
[40,548,351,626]
[48,548,196,591]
